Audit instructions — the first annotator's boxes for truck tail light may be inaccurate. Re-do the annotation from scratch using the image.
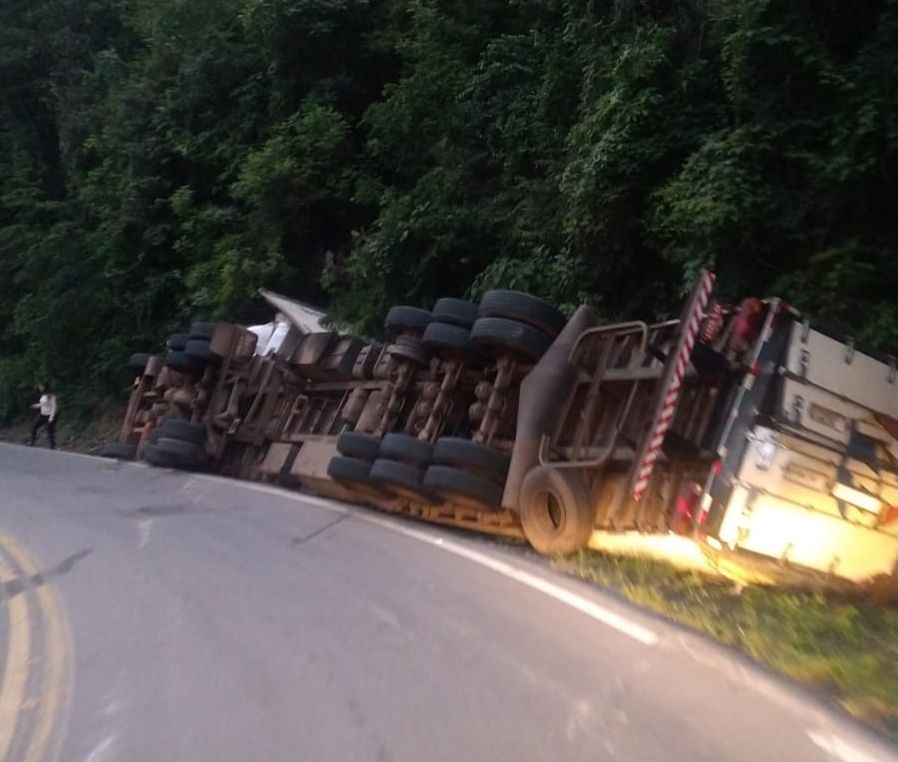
[672,480,703,535]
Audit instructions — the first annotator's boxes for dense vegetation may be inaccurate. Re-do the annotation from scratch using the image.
[2,0,897,419]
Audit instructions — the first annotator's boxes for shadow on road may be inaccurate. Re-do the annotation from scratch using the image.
[0,549,92,600]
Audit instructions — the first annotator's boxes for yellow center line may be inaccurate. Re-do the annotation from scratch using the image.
[0,534,73,762]
[0,545,32,761]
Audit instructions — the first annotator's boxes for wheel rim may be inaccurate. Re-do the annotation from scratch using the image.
[538,490,566,536]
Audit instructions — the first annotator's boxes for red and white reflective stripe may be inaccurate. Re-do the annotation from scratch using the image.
[702,301,725,343]
[632,271,716,501]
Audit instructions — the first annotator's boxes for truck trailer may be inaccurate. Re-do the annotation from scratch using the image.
[107,273,898,596]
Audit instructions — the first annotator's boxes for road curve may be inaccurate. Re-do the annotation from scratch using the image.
[0,442,894,762]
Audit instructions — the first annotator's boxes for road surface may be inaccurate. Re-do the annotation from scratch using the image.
[0,442,893,762]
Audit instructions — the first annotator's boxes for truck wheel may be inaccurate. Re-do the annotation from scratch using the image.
[432,298,479,329]
[422,322,474,360]
[470,317,552,362]
[327,455,373,488]
[128,353,152,373]
[189,321,216,340]
[387,340,430,366]
[478,290,566,337]
[384,306,431,336]
[432,437,510,483]
[163,351,203,375]
[100,442,136,460]
[369,458,428,500]
[167,333,189,351]
[519,466,594,555]
[143,443,176,468]
[379,433,433,467]
[158,418,207,444]
[155,437,204,469]
[336,431,382,461]
[423,465,504,511]
[184,339,221,364]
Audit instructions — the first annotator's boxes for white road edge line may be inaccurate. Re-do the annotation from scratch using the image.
[0,446,658,646]
[218,477,658,646]
[806,729,884,762]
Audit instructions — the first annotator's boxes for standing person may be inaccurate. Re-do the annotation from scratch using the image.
[29,383,57,449]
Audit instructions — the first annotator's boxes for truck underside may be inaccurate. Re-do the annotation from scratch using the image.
[109,278,898,597]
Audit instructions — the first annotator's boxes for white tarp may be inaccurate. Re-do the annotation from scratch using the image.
[247,323,276,355]
[259,288,327,334]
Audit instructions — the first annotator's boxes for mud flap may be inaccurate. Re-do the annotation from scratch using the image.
[502,305,598,511]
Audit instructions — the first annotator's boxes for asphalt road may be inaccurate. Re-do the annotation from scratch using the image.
[0,443,894,762]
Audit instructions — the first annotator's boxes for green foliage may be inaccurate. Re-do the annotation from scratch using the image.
[1,0,898,417]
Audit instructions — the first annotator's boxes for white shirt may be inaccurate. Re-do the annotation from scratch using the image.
[39,394,57,420]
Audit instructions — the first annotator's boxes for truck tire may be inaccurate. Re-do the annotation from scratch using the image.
[379,433,433,467]
[167,333,189,351]
[189,321,216,340]
[184,339,221,364]
[155,437,204,469]
[384,306,431,336]
[387,340,430,366]
[423,465,504,511]
[422,322,472,360]
[327,455,373,488]
[470,317,552,362]
[369,458,428,500]
[143,443,175,468]
[479,290,566,337]
[518,466,594,555]
[163,351,203,375]
[158,418,206,444]
[336,431,382,461]
[432,437,510,483]
[100,442,136,460]
[432,298,479,329]
[128,353,152,373]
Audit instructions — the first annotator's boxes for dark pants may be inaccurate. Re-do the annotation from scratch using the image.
[30,414,56,449]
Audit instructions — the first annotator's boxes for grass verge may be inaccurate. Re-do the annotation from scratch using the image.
[554,549,898,738]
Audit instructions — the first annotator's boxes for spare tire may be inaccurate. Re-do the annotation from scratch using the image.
[158,418,206,444]
[336,431,382,461]
[167,333,189,351]
[423,465,504,511]
[189,321,216,340]
[469,317,552,362]
[100,442,136,460]
[432,437,510,482]
[432,298,479,329]
[384,306,431,336]
[379,433,433,467]
[518,466,594,555]
[479,290,566,337]
[422,322,472,360]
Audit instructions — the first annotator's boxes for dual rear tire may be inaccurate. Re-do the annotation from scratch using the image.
[144,419,207,471]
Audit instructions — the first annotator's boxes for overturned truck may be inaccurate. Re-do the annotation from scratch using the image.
[107,273,898,595]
